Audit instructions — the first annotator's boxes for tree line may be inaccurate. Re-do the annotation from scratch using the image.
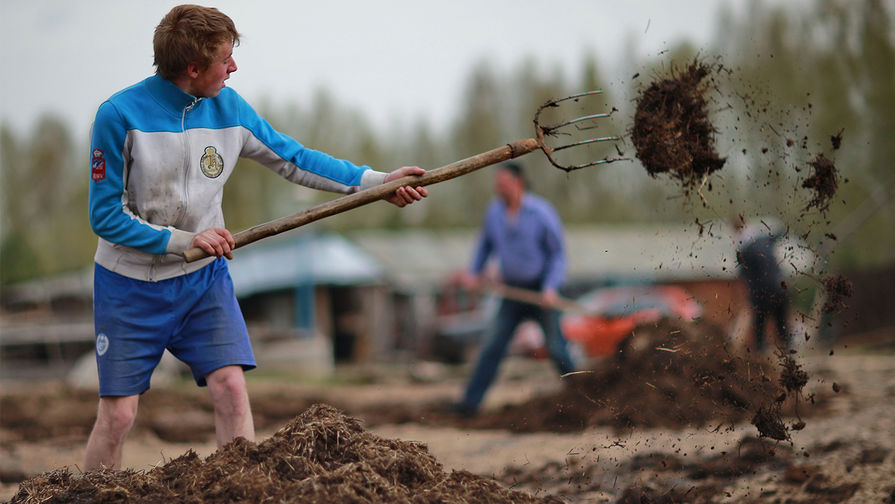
[1,0,892,286]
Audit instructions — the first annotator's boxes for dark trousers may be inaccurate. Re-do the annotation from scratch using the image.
[460,298,576,412]
[751,288,789,351]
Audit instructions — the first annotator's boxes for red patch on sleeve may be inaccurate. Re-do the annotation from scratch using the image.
[91,148,106,182]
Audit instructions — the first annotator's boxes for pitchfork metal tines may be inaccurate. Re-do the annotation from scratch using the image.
[183,90,627,263]
[534,90,629,172]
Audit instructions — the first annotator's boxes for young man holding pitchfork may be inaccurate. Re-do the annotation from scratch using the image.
[85,4,426,470]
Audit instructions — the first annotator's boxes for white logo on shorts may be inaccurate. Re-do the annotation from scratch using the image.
[96,333,110,356]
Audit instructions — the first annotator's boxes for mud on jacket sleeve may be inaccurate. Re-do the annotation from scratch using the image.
[88,101,174,255]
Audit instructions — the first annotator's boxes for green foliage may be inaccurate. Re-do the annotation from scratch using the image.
[1,116,94,286]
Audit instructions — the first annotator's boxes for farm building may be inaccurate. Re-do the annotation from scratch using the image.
[1,221,815,376]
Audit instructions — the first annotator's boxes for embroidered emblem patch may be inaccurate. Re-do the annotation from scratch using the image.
[96,333,110,356]
[91,148,106,182]
[200,146,224,178]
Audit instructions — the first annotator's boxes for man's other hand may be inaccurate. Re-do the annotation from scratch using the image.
[542,287,560,308]
[192,227,235,259]
[383,166,428,207]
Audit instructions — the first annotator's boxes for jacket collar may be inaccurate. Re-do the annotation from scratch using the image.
[145,74,203,115]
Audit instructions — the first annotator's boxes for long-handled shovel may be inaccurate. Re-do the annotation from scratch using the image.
[184,91,625,263]
[478,282,590,314]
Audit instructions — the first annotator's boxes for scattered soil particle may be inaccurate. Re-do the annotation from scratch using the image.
[631,60,726,190]
[779,353,809,394]
[821,274,854,314]
[802,153,839,213]
[830,129,844,150]
[751,405,789,441]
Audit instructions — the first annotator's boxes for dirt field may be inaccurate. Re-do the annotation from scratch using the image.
[2,321,894,503]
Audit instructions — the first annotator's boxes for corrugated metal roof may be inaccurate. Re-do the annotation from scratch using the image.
[228,232,384,297]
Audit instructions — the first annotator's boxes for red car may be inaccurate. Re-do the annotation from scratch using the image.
[560,285,703,357]
[433,280,702,363]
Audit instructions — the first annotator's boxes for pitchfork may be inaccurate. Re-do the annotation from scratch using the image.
[184,91,625,262]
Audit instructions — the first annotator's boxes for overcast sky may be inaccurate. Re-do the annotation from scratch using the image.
[1,0,774,141]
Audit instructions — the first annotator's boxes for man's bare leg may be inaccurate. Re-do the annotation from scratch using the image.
[84,395,139,471]
[206,365,254,447]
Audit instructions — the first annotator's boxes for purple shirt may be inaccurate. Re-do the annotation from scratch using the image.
[471,194,567,291]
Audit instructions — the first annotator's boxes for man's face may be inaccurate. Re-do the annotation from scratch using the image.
[190,43,237,98]
[494,169,523,203]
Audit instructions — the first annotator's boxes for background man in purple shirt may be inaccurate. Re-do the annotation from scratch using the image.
[454,162,577,415]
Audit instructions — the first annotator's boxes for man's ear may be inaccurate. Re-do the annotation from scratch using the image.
[185,62,200,79]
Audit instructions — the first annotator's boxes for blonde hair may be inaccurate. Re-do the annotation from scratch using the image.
[153,5,240,80]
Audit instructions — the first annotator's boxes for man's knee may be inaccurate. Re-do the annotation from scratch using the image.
[207,366,249,408]
[207,365,245,389]
[96,397,138,438]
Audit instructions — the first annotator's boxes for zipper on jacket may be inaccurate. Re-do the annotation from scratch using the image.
[147,97,200,283]
[175,97,202,229]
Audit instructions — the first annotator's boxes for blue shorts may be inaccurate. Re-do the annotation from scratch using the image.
[93,258,255,396]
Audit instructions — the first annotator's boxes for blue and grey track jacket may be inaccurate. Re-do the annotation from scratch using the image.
[89,75,387,282]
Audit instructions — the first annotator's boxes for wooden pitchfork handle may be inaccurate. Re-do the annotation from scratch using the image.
[481,283,592,314]
[183,138,540,263]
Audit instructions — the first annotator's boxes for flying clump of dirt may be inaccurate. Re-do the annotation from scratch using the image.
[830,129,844,150]
[820,274,854,314]
[631,60,727,190]
[801,153,839,214]
[752,405,790,441]
[779,353,809,394]
[750,352,811,441]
